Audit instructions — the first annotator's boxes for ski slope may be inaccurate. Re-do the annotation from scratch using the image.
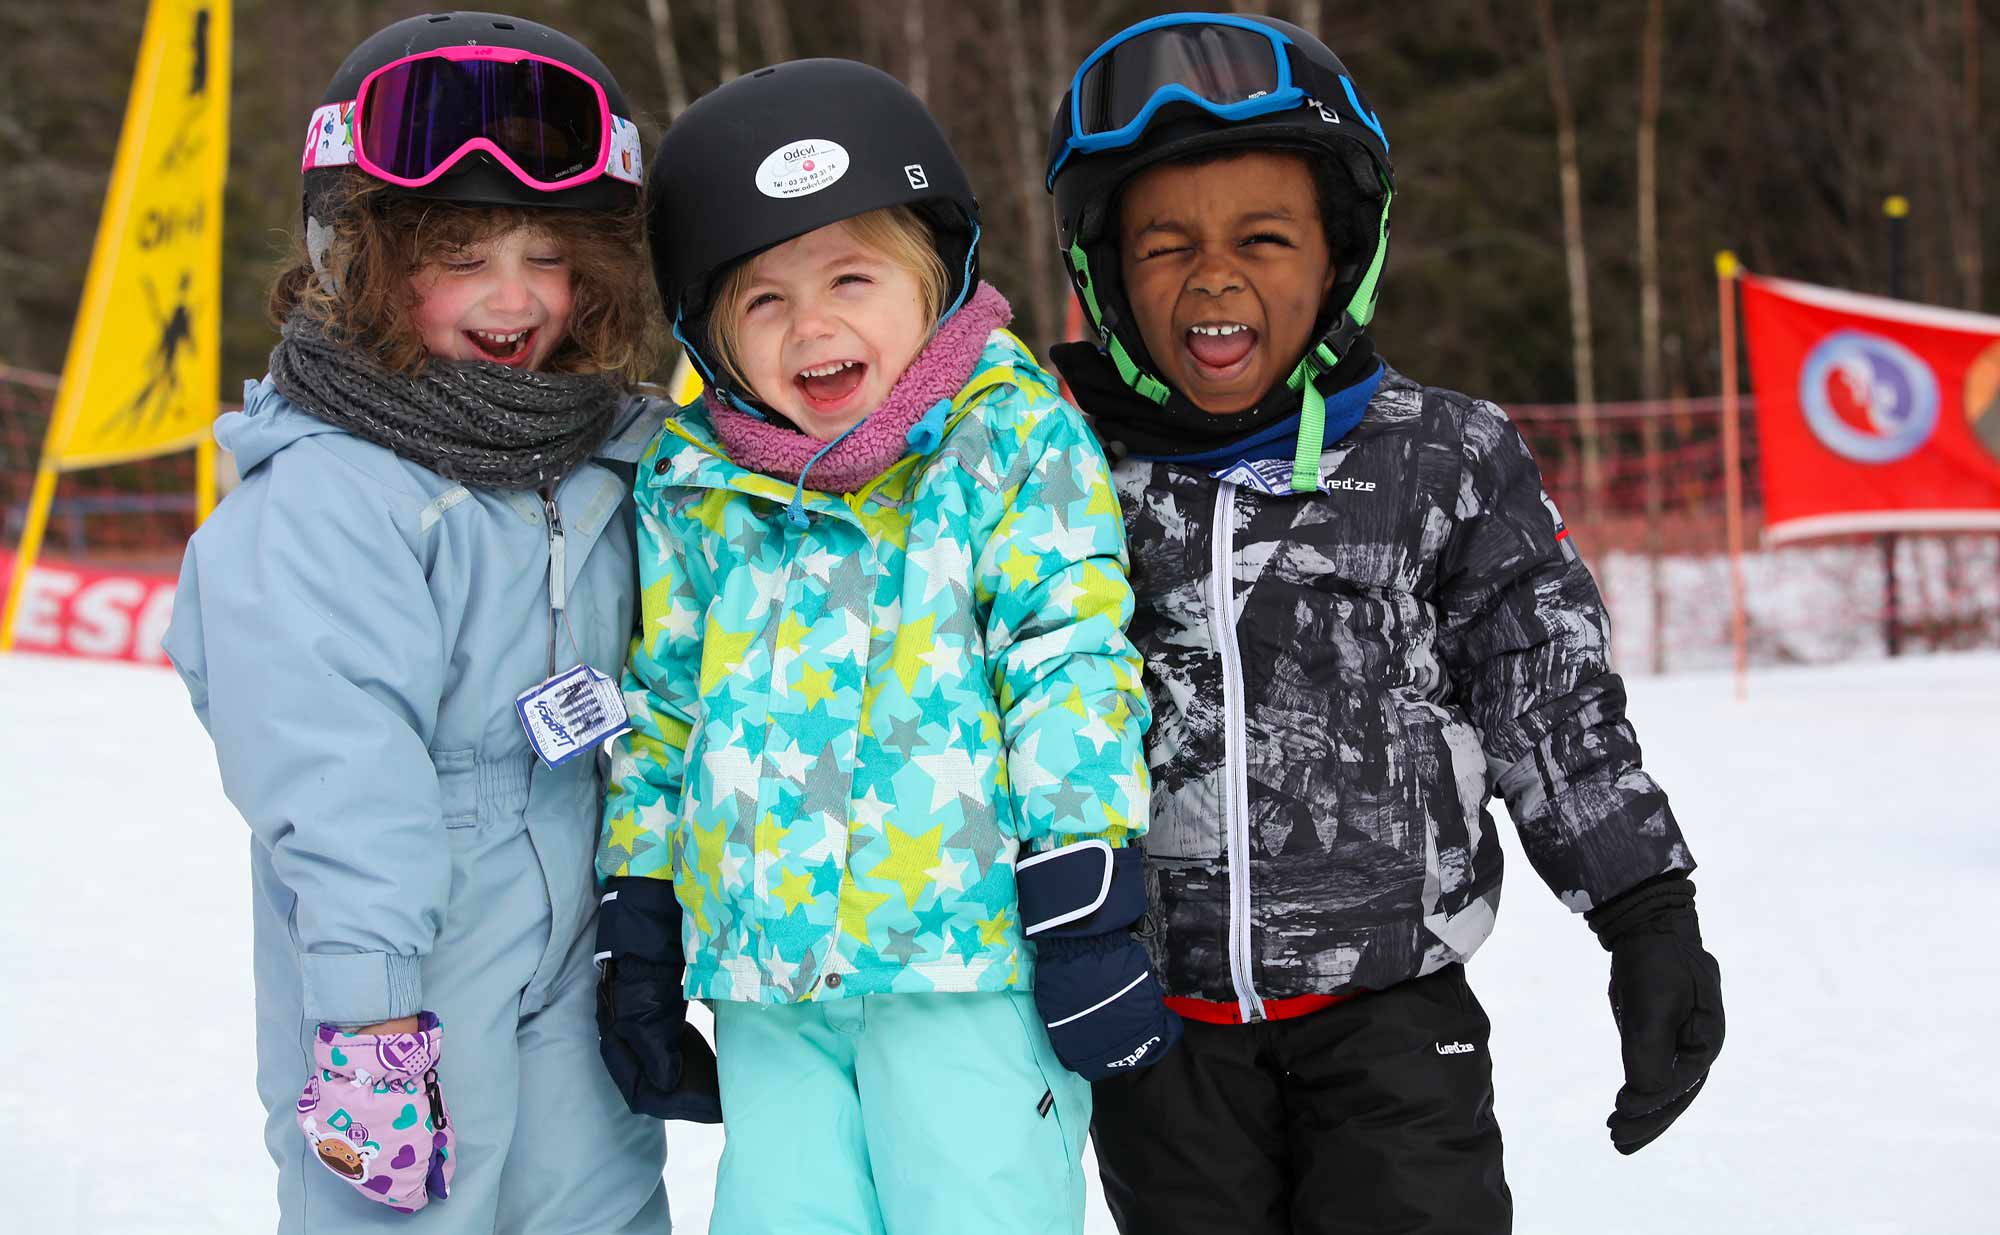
[4,651,1995,1233]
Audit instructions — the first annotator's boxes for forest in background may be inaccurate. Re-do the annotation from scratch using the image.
[1,0,1992,408]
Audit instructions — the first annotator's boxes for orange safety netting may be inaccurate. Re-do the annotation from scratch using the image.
[5,365,1995,672]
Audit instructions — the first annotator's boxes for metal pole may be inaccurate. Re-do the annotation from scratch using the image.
[0,465,60,652]
[1882,195,1909,657]
[1717,252,1748,700]
[196,434,216,523]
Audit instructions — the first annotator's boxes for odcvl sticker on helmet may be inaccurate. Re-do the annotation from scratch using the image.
[755,139,850,199]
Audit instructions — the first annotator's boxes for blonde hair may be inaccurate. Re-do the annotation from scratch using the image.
[706,205,951,393]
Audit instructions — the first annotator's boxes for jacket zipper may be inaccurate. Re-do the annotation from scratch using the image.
[541,485,566,678]
[1208,481,1264,1023]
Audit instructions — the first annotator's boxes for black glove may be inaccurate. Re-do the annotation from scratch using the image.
[1587,874,1724,1154]
[594,876,722,1123]
[1017,841,1182,1080]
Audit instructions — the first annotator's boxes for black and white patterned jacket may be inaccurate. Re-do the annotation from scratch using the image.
[1112,363,1692,1015]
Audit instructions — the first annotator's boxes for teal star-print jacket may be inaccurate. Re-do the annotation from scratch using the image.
[599,331,1152,1004]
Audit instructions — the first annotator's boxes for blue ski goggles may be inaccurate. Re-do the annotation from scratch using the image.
[1046,14,1303,188]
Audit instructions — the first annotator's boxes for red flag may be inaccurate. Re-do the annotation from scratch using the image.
[1740,273,2000,542]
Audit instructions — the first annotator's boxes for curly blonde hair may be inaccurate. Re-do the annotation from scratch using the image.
[269,171,661,383]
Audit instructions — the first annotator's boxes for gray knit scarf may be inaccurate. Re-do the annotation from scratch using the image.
[268,317,622,491]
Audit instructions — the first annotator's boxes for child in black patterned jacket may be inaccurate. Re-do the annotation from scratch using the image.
[1042,13,1725,1234]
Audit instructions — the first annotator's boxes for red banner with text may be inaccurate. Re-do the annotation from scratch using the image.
[0,551,176,665]
[1740,273,2000,542]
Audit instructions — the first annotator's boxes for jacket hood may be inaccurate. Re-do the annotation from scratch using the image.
[215,377,349,476]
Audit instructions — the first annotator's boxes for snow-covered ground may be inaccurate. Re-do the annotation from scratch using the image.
[4,651,1996,1233]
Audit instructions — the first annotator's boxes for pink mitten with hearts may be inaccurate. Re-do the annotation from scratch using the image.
[296,1013,454,1213]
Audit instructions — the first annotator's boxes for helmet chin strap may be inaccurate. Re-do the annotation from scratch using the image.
[1287,182,1391,492]
[1067,241,1171,405]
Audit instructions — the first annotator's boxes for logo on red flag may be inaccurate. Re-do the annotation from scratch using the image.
[1799,330,1938,463]
[1740,274,2000,541]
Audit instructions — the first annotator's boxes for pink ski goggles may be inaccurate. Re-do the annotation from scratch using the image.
[302,45,642,192]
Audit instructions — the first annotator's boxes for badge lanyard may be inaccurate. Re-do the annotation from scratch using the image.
[515,485,631,768]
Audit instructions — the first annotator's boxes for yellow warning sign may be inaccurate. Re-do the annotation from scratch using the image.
[45,0,230,469]
[4,0,228,651]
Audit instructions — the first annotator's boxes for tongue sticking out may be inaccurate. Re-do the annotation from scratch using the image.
[1186,328,1256,370]
[798,363,866,405]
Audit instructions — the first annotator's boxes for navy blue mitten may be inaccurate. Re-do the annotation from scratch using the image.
[594,877,722,1123]
[1017,842,1182,1080]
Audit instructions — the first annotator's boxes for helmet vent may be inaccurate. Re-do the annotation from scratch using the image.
[492,21,516,30]
[425,14,448,22]
[753,67,776,77]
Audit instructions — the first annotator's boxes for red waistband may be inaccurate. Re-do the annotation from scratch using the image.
[1164,991,1357,1025]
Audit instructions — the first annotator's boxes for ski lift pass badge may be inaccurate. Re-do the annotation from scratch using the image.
[516,665,631,769]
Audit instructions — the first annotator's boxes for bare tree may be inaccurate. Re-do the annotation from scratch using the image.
[1638,0,1665,672]
[753,0,792,66]
[1534,0,1600,520]
[1637,0,1663,411]
[1039,0,1070,112]
[644,0,690,119]
[1960,0,1982,309]
[996,0,1059,344]
[902,0,928,104]
[715,0,740,83]
[858,0,885,81]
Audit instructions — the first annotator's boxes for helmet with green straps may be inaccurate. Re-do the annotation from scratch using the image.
[1045,13,1393,489]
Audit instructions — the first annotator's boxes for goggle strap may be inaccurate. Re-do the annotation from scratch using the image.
[301,102,359,174]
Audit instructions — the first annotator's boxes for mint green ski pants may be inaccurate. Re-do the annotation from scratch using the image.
[708,990,1091,1235]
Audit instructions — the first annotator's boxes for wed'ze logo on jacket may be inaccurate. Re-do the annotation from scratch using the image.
[1210,456,1379,497]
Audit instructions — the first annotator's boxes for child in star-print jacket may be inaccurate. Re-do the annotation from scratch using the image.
[590,61,1181,1235]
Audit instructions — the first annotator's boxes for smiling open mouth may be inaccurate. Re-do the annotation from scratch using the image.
[465,327,535,364]
[1185,322,1258,373]
[795,359,867,408]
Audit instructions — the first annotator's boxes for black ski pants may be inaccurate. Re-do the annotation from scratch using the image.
[1089,964,1512,1235]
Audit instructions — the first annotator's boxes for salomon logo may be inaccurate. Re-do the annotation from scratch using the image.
[1107,1036,1163,1069]
[1435,1041,1475,1056]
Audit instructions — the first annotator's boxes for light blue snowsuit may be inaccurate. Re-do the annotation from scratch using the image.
[165,379,669,1234]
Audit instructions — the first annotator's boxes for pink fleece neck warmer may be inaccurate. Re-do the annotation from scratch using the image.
[707,281,1012,493]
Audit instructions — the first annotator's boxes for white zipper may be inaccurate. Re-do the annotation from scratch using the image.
[541,485,567,678]
[1207,482,1264,1023]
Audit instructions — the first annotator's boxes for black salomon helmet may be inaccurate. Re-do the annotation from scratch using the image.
[648,59,980,406]
[303,11,640,217]
[1047,14,1393,405]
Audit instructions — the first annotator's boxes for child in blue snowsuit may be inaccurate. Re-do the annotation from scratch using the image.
[165,13,693,1231]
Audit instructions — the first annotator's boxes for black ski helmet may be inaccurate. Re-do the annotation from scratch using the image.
[303,11,640,219]
[648,59,980,407]
[1046,15,1393,405]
